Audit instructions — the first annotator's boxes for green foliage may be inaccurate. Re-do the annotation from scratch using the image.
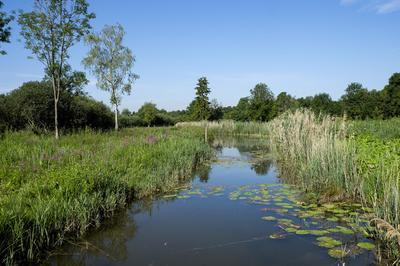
[248,83,274,121]
[138,102,158,126]
[187,77,211,121]
[83,23,138,130]
[349,118,400,139]
[18,0,95,138]
[1,81,113,131]
[341,83,382,119]
[268,110,400,261]
[0,128,212,264]
[273,92,298,117]
[227,97,251,121]
[209,99,224,120]
[382,73,400,118]
[0,0,14,55]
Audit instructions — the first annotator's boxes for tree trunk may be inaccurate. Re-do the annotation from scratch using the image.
[114,105,119,131]
[51,75,59,140]
[54,98,59,139]
[204,122,208,143]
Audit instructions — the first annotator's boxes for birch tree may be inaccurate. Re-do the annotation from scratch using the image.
[83,24,138,131]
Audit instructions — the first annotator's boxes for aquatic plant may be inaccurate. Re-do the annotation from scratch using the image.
[268,109,400,261]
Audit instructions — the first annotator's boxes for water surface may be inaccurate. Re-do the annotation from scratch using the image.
[48,138,376,266]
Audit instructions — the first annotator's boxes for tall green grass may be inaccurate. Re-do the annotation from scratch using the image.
[0,128,212,264]
[268,110,400,262]
[176,120,269,136]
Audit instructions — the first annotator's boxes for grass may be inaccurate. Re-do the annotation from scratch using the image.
[0,127,213,264]
[268,110,400,262]
[176,120,269,136]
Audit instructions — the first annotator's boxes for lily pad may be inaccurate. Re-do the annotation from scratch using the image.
[262,216,277,221]
[316,237,342,248]
[357,242,375,250]
[328,248,349,259]
[284,227,298,233]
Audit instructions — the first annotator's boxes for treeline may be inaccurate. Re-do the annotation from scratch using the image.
[161,72,400,123]
[1,72,399,133]
[0,80,114,133]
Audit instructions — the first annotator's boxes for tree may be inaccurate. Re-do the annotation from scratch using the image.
[248,83,274,121]
[273,92,297,117]
[311,93,334,115]
[83,24,138,130]
[2,80,113,131]
[0,0,14,55]
[382,73,400,118]
[209,99,223,120]
[341,83,370,119]
[138,102,158,126]
[18,0,94,139]
[187,77,211,121]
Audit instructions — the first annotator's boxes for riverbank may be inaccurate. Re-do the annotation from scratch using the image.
[268,110,400,263]
[0,128,213,264]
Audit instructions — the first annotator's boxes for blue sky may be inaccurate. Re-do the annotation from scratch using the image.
[0,0,399,111]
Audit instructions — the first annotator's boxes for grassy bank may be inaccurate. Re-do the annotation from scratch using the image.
[268,110,400,262]
[0,127,212,264]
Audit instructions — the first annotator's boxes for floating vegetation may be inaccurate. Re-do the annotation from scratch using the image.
[316,237,342,248]
[357,242,375,250]
[269,232,286,239]
[284,227,298,233]
[172,180,375,262]
[328,247,349,259]
[262,216,277,221]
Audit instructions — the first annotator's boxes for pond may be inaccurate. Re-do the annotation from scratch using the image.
[47,137,376,266]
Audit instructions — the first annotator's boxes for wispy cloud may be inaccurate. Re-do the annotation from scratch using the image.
[375,0,400,13]
[340,0,400,14]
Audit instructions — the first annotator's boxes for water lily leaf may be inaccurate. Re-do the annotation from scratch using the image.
[262,216,277,221]
[295,230,311,235]
[328,248,349,259]
[284,227,298,233]
[357,242,375,250]
[316,237,342,248]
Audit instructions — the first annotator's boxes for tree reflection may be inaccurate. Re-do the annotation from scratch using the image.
[251,159,272,176]
[196,163,212,183]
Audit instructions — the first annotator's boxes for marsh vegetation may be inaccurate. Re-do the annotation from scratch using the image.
[0,128,212,264]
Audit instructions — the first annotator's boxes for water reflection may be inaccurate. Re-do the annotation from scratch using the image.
[47,137,374,266]
[211,136,273,176]
[251,159,272,175]
[48,200,157,266]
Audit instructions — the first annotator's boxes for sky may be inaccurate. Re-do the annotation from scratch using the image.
[0,0,399,112]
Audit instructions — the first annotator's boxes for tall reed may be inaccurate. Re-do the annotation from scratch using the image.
[268,109,400,261]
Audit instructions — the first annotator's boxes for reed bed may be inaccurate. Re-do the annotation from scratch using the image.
[0,127,212,264]
[268,109,400,262]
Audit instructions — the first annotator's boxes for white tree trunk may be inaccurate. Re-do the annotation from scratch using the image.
[114,104,119,131]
